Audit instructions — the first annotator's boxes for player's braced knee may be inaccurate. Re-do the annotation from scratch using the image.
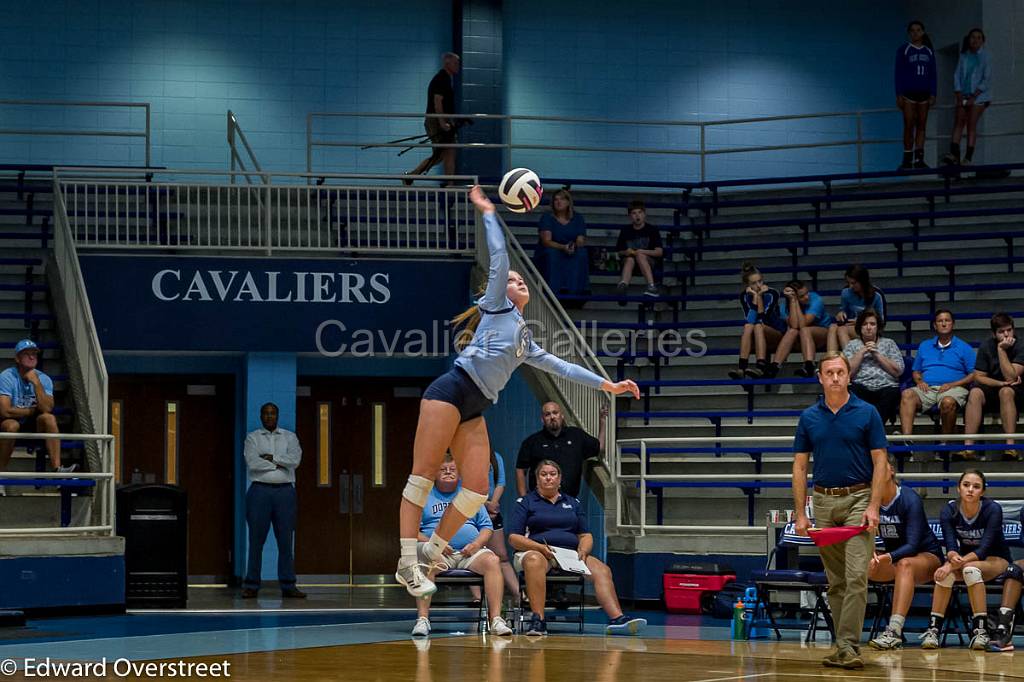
[452,487,487,517]
[403,475,433,508]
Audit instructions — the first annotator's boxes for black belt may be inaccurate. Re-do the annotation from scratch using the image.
[252,481,292,488]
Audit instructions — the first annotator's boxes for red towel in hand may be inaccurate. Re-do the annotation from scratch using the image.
[807,525,869,547]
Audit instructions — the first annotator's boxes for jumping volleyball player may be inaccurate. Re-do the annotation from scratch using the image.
[396,186,640,597]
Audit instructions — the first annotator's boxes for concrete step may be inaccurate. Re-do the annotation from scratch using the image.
[0,494,93,529]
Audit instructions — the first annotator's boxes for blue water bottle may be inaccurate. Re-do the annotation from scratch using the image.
[743,587,765,639]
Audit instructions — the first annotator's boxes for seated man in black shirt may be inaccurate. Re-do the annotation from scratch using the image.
[615,200,663,302]
[958,313,1024,461]
[405,52,460,183]
[516,401,606,499]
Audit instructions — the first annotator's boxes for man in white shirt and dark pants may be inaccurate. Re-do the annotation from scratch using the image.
[242,402,305,599]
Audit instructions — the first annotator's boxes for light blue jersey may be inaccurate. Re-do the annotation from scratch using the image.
[421,485,493,551]
[0,367,54,408]
[454,211,605,402]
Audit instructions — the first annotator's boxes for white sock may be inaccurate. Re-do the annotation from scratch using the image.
[1000,607,1013,616]
[400,538,418,564]
[888,614,905,635]
[424,532,449,561]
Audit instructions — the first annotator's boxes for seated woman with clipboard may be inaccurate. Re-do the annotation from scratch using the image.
[508,459,646,637]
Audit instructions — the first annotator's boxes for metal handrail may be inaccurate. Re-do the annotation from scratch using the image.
[54,167,480,257]
[0,432,115,537]
[0,99,151,166]
[227,110,265,186]
[617,433,1024,536]
[49,178,112,530]
[310,101,1024,180]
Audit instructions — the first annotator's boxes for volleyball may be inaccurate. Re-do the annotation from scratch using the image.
[498,168,543,213]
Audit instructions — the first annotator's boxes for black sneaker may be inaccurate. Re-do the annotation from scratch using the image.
[762,363,780,379]
[913,159,930,169]
[616,281,628,307]
[728,367,746,380]
[989,628,1015,652]
[794,365,815,378]
[524,613,547,637]
[744,365,764,379]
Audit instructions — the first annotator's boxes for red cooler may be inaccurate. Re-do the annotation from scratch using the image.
[663,562,736,614]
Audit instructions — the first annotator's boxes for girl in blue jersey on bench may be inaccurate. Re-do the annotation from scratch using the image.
[729,262,784,380]
[867,452,943,650]
[396,186,640,598]
[921,469,1011,650]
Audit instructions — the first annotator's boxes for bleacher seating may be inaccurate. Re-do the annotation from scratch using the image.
[499,164,1024,536]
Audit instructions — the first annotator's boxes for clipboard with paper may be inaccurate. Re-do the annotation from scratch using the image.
[549,545,592,575]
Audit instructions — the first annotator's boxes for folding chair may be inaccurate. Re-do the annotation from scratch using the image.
[517,569,586,633]
[752,522,834,642]
[428,569,488,633]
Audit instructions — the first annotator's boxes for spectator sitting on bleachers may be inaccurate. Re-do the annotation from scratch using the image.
[989,505,1024,652]
[614,200,662,303]
[765,279,832,378]
[920,469,1010,651]
[867,452,943,650]
[729,262,785,379]
[508,460,646,637]
[536,189,590,301]
[942,28,992,167]
[898,309,975,456]
[957,313,1024,462]
[411,454,513,638]
[894,21,937,169]
[827,265,887,352]
[0,339,74,477]
[844,310,904,425]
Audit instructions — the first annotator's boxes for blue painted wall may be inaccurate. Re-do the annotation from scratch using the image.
[2,1,928,181]
[0,0,451,171]
[504,0,909,180]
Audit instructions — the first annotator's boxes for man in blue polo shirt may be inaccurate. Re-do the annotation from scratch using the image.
[793,352,888,670]
[0,339,73,480]
[899,309,975,448]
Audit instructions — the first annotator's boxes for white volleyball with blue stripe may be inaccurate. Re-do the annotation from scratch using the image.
[498,168,543,213]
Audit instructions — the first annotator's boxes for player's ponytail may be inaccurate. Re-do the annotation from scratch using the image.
[740,261,760,286]
[452,285,487,350]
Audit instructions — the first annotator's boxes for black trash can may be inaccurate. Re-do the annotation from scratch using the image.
[116,483,188,608]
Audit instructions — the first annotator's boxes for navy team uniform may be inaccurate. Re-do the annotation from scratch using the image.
[740,288,785,332]
[878,486,943,563]
[894,42,937,102]
[939,497,1011,562]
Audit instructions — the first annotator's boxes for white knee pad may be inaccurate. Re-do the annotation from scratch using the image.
[963,566,984,587]
[402,475,433,508]
[936,572,956,588]
[451,487,488,518]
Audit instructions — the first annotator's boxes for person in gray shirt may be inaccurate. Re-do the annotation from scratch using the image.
[844,310,904,424]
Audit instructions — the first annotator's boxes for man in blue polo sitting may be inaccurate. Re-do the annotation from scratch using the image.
[898,309,975,457]
[0,339,73,488]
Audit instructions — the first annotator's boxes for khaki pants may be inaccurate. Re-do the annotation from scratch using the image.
[813,487,873,653]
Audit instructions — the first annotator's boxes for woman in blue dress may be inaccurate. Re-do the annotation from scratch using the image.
[536,189,590,300]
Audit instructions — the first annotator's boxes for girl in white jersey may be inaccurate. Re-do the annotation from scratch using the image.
[396,186,639,598]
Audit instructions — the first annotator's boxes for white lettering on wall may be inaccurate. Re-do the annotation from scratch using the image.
[149,270,393,304]
[152,270,181,301]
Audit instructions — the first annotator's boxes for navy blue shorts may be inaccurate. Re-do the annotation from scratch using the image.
[423,367,492,423]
